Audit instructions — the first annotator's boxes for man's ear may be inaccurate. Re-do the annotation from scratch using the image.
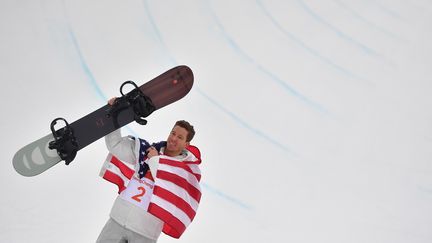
[185,141,190,147]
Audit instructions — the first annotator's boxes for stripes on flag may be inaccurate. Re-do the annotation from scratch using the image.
[102,154,135,193]
[149,146,201,238]
[100,145,202,238]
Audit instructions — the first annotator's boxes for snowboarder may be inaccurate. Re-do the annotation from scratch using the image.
[96,98,202,243]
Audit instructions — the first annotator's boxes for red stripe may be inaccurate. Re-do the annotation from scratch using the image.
[148,203,186,239]
[144,170,154,181]
[159,158,195,174]
[110,156,134,179]
[187,165,201,181]
[183,159,201,165]
[103,170,126,194]
[153,186,197,220]
[157,170,202,202]
[159,158,201,181]
[186,145,201,164]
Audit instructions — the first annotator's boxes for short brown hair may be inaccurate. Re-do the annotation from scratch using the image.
[175,120,195,142]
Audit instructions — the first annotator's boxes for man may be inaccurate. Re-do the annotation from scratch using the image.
[97,98,202,243]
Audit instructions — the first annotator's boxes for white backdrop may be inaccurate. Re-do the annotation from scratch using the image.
[1,0,432,242]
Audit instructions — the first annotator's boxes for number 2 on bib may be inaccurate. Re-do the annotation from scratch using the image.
[131,186,146,202]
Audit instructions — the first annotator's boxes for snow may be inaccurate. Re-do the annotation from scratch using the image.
[1,0,432,242]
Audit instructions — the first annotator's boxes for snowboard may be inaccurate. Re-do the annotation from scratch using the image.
[13,65,194,177]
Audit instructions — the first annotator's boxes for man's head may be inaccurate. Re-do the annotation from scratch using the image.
[165,120,195,156]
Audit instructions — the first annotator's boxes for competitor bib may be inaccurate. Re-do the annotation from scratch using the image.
[119,176,155,210]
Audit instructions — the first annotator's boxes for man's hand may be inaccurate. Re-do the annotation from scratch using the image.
[146,147,159,158]
[108,97,117,106]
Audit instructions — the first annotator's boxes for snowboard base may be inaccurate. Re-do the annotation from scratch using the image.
[13,134,61,176]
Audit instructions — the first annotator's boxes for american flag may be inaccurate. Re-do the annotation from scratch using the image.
[100,145,202,238]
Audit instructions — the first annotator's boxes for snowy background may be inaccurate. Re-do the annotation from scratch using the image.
[1,0,432,242]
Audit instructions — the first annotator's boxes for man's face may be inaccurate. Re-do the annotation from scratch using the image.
[166,125,189,155]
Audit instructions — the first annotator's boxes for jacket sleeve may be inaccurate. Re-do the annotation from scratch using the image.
[105,129,136,165]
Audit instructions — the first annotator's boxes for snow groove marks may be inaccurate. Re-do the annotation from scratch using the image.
[46,0,106,101]
[255,0,365,81]
[196,87,293,154]
[331,0,406,42]
[296,0,379,56]
[202,183,253,210]
[141,0,177,66]
[140,0,296,154]
[205,0,328,114]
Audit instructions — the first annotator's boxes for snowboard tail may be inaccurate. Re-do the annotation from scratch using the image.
[13,65,194,177]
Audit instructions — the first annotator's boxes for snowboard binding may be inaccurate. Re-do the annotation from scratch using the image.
[108,81,156,126]
[48,118,78,165]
